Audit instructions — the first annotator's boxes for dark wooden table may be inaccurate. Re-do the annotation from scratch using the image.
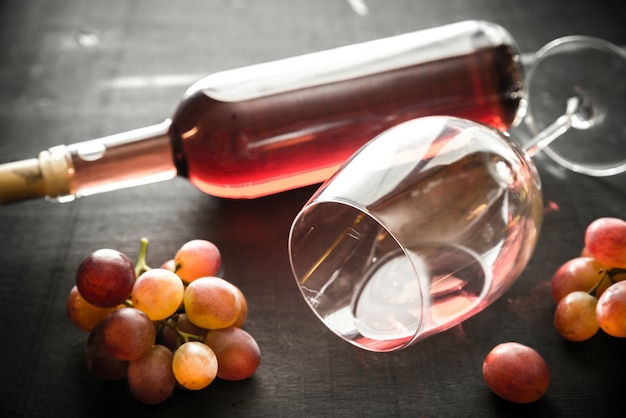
[1,1,625,416]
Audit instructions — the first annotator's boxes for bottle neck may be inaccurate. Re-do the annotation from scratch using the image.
[0,121,177,204]
[63,120,177,201]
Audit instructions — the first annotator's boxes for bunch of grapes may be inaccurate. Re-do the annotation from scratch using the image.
[66,238,261,405]
[551,217,626,342]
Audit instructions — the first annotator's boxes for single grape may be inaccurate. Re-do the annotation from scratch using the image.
[585,217,626,268]
[174,239,221,283]
[76,249,136,308]
[581,246,592,258]
[161,313,208,351]
[85,320,129,381]
[205,327,261,381]
[172,341,218,390]
[232,286,248,328]
[596,280,626,337]
[131,268,184,321]
[551,257,611,302]
[100,307,156,361]
[183,277,241,330]
[482,342,550,404]
[127,345,176,405]
[66,285,116,332]
[161,259,176,272]
[553,291,599,342]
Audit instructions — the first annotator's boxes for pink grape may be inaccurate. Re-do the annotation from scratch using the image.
[131,268,184,321]
[183,276,241,330]
[172,341,218,390]
[174,239,221,283]
[553,291,599,342]
[232,286,248,328]
[596,280,626,337]
[551,257,610,302]
[482,342,550,404]
[585,217,626,268]
[160,259,176,272]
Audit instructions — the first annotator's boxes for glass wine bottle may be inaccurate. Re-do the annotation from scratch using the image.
[0,20,523,204]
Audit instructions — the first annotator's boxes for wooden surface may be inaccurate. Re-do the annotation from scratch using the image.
[1,1,625,416]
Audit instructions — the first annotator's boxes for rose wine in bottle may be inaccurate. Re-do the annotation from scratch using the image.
[0,20,523,204]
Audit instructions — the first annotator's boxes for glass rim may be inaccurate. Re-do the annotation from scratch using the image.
[288,197,427,352]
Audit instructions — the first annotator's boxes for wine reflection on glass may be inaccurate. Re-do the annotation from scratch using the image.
[288,37,626,353]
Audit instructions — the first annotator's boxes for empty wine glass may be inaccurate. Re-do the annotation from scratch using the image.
[523,36,626,176]
[288,36,626,352]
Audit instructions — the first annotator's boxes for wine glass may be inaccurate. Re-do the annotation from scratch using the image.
[523,36,626,175]
[288,36,626,352]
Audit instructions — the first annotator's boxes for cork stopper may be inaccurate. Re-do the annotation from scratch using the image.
[0,146,73,204]
[0,158,47,204]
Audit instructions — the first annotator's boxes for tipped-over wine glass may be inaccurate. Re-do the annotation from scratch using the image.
[288,36,626,352]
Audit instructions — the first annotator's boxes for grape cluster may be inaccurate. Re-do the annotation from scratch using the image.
[66,238,261,405]
[551,217,626,342]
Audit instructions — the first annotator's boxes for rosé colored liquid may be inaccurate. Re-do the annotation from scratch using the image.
[170,44,523,198]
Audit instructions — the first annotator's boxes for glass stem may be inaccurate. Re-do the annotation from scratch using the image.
[523,96,581,158]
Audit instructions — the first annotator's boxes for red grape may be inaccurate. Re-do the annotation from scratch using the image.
[482,342,550,404]
[85,320,129,381]
[75,249,136,308]
[100,308,156,361]
[585,217,626,268]
[205,327,261,381]
[127,345,176,405]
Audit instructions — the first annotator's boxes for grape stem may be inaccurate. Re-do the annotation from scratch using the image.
[589,267,626,296]
[173,262,191,286]
[134,237,152,277]
[160,316,205,345]
[133,238,206,346]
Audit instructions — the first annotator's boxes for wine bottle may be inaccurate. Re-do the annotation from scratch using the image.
[0,20,523,204]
